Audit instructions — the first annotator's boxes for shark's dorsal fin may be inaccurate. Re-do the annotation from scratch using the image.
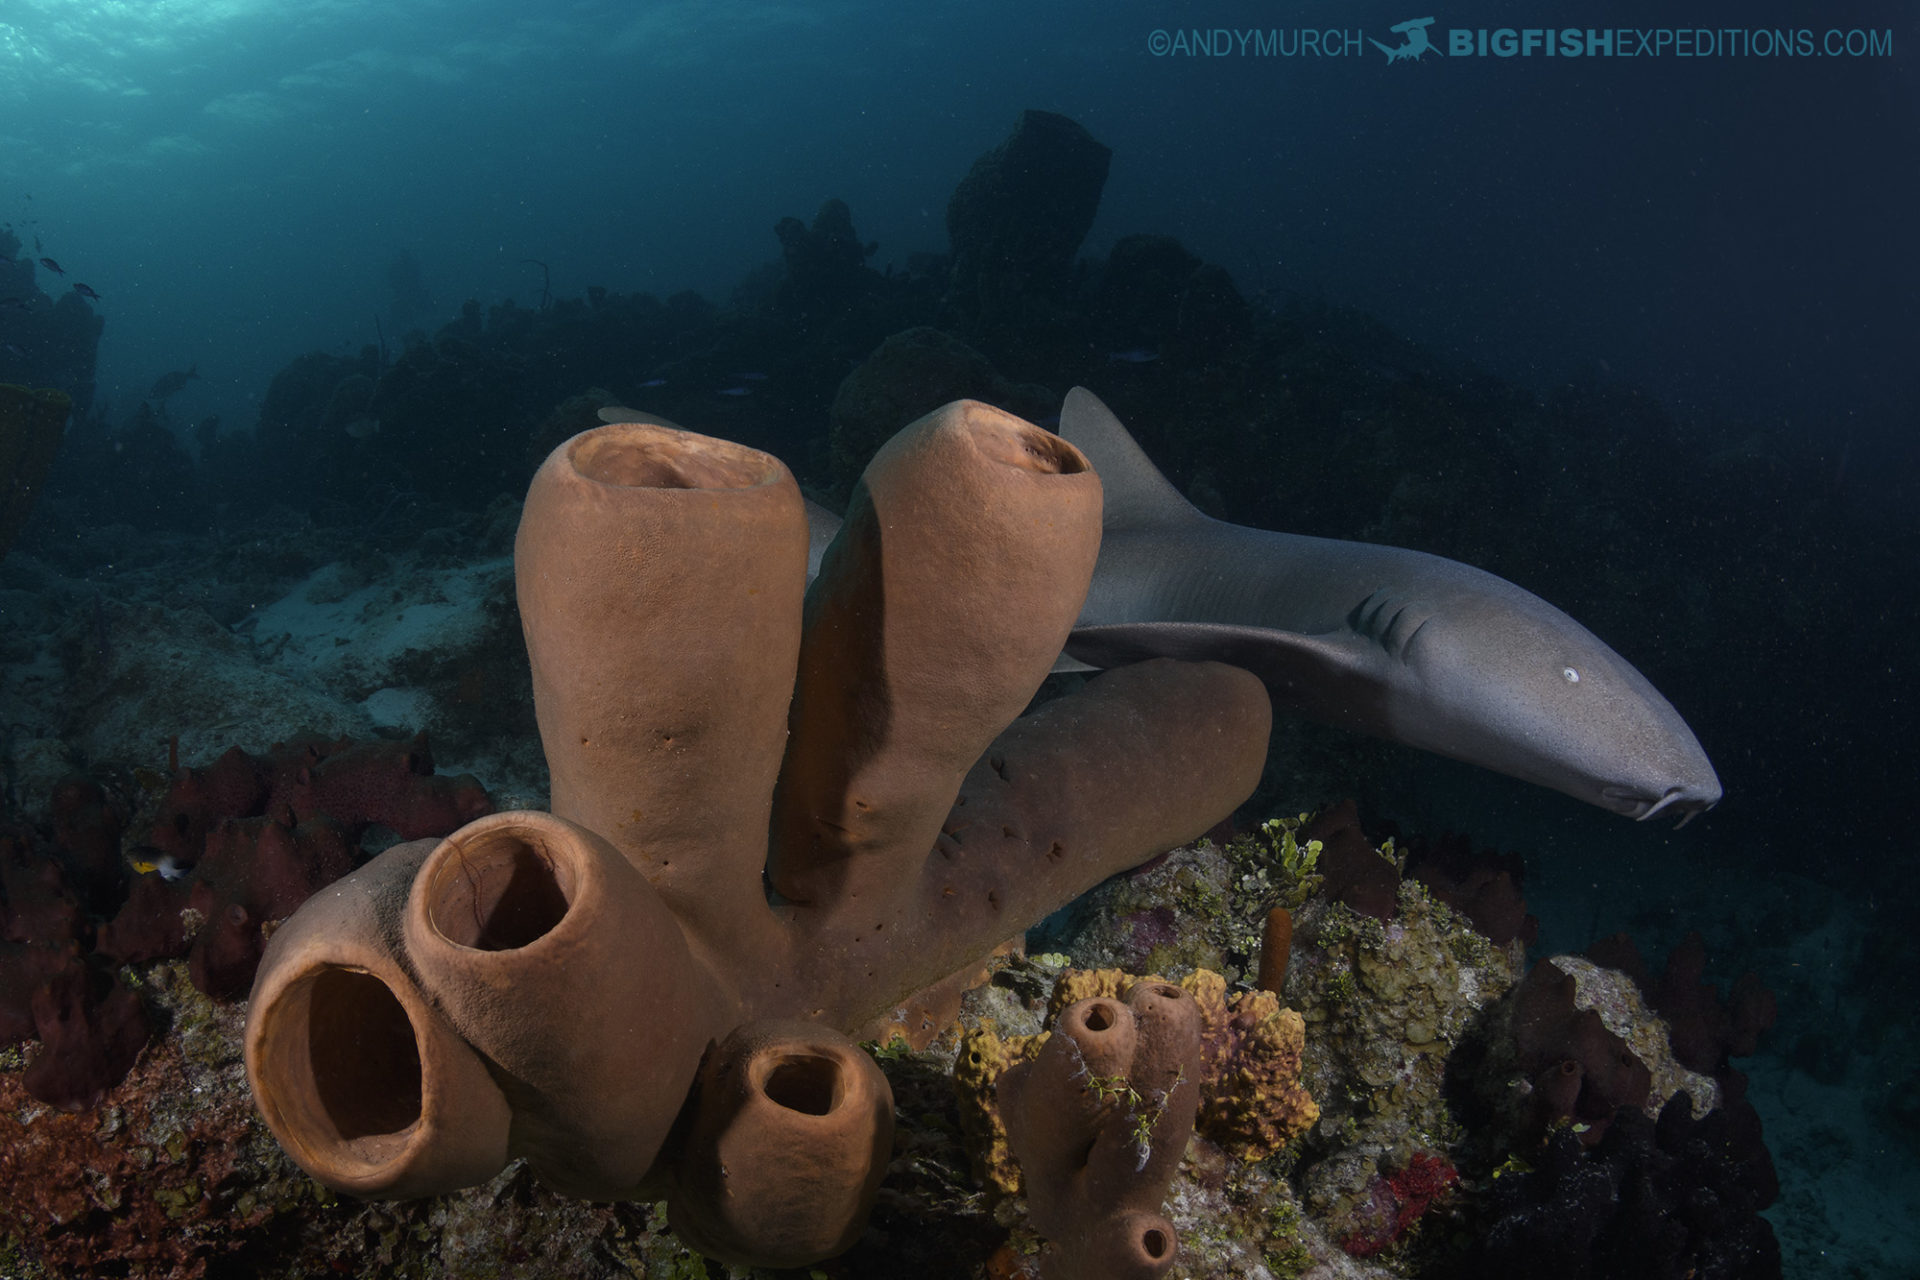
[1059,387,1207,531]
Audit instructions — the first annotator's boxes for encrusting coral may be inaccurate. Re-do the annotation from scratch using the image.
[245,401,1273,1268]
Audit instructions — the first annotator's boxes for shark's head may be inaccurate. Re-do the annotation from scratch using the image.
[1368,575,1722,823]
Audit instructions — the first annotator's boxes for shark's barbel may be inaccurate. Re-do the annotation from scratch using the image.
[598,393,1722,823]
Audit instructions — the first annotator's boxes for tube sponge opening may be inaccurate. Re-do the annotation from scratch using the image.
[245,840,514,1199]
[421,829,573,952]
[274,967,423,1158]
[569,421,784,491]
[962,405,1089,476]
[761,1054,842,1116]
[668,1019,895,1268]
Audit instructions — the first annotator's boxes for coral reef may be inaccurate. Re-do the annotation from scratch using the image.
[774,197,881,315]
[1400,829,1537,949]
[137,732,493,871]
[0,384,70,564]
[944,109,1111,346]
[1037,968,1320,1162]
[0,239,104,421]
[954,964,1311,1279]
[3,804,155,1111]
[1179,969,1319,1160]
[1091,235,1251,365]
[826,326,1055,502]
[41,401,207,533]
[1462,954,1723,1150]
[1584,930,1776,1079]
[1447,1093,1780,1280]
[244,403,1272,1267]
[0,958,758,1280]
[1287,875,1519,1254]
[1,736,490,1111]
[4,779,1789,1278]
[0,964,301,1278]
[1340,1152,1460,1259]
[0,100,1884,1277]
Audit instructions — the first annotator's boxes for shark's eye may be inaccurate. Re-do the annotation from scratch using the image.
[1562,666,1581,683]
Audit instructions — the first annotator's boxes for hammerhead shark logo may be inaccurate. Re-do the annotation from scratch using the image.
[1371,16,1442,62]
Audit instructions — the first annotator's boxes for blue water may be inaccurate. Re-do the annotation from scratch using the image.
[3,0,1917,1276]
[3,0,1910,465]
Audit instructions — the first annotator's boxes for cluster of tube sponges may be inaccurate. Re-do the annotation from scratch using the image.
[243,401,1274,1267]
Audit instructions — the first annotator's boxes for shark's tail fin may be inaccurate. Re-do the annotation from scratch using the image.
[1057,387,1209,532]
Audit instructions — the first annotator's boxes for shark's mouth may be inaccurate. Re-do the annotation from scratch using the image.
[1604,784,1719,827]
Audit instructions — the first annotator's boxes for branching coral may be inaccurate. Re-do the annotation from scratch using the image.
[245,402,1273,1268]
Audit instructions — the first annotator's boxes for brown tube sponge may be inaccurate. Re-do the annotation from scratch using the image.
[667,1019,895,1268]
[998,981,1203,1280]
[772,400,1102,911]
[247,402,1276,1268]
[802,658,1271,1026]
[401,810,727,1199]
[244,840,511,1199]
[516,418,808,946]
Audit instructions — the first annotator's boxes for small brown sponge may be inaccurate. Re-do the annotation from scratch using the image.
[1047,967,1318,1160]
[959,964,1318,1250]
[1000,979,1202,1280]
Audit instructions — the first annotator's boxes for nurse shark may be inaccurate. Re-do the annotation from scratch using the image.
[599,391,1721,823]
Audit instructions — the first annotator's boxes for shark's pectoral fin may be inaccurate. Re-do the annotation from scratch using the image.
[1065,621,1389,730]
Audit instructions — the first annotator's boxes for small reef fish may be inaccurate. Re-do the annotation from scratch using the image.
[639,377,668,388]
[73,282,101,301]
[1106,347,1161,364]
[148,365,200,401]
[38,257,64,275]
[129,853,191,882]
[342,415,382,440]
[715,386,753,397]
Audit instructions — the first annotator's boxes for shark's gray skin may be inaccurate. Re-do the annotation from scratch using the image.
[1052,388,1721,823]
[596,398,1721,822]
